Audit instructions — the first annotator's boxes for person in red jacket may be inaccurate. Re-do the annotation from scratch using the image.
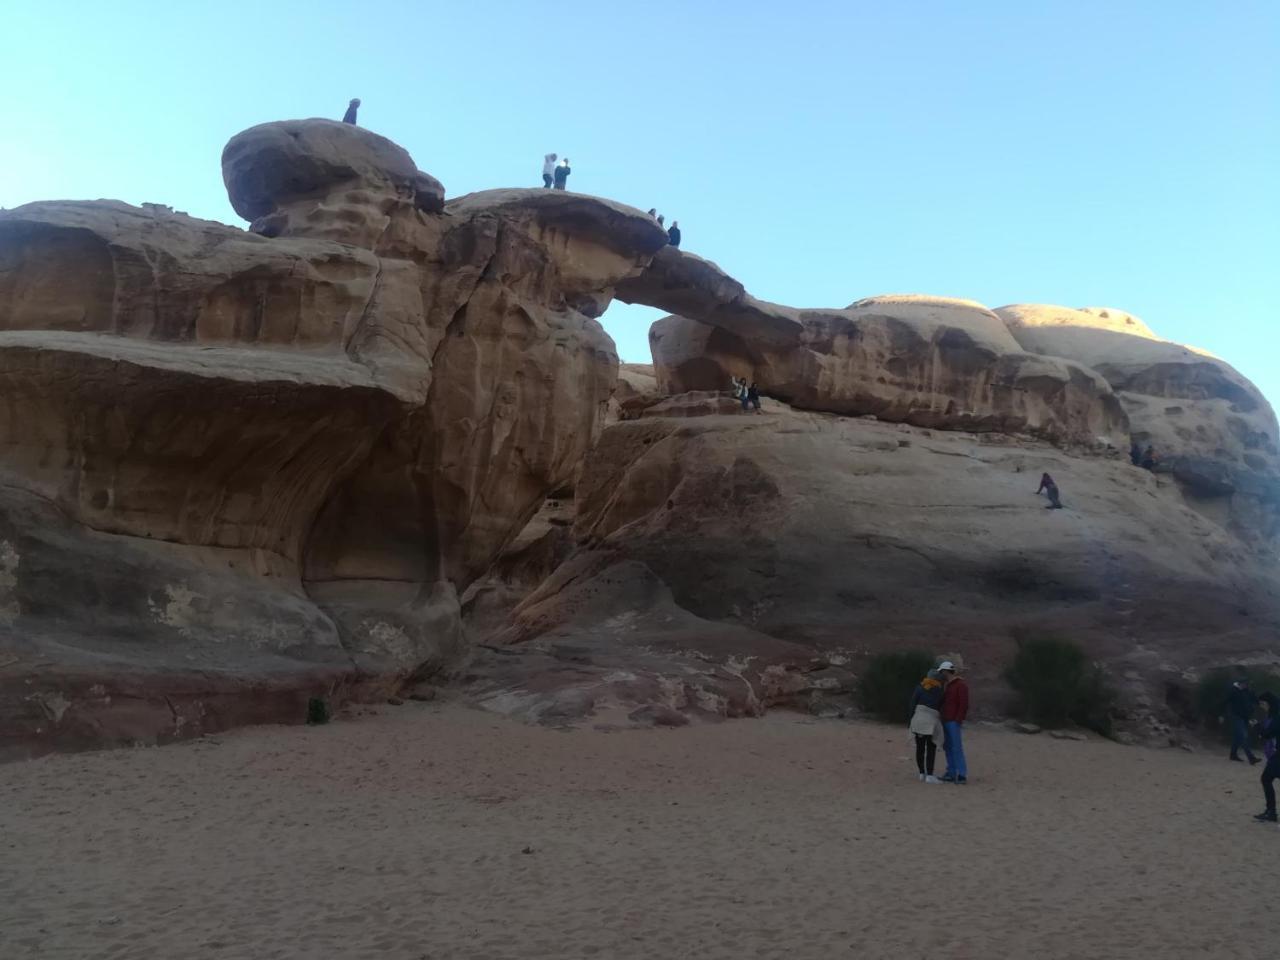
[939,661,970,784]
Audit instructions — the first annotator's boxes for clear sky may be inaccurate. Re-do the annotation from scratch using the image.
[4,1,1277,407]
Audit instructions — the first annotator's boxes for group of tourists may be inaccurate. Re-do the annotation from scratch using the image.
[541,153,572,190]
[645,210,681,247]
[908,660,970,784]
[1221,674,1280,823]
[729,377,762,413]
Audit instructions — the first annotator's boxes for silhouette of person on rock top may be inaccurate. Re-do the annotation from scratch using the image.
[668,221,681,248]
[343,98,361,125]
[553,158,571,190]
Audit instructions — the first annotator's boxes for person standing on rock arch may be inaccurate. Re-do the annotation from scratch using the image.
[542,153,558,188]
[342,98,361,125]
[667,220,681,248]
[553,157,571,190]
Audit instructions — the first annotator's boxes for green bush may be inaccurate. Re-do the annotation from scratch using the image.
[1003,632,1116,736]
[306,697,330,725]
[857,650,936,723]
[1194,667,1280,739]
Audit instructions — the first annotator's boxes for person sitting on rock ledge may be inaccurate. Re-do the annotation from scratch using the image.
[668,220,681,248]
[1036,472,1063,509]
[342,98,361,125]
[747,382,762,414]
[542,153,558,188]
[553,158,571,190]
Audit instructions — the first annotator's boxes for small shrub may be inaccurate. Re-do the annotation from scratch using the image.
[1194,667,1280,739]
[306,697,330,725]
[857,650,935,723]
[1003,632,1116,736]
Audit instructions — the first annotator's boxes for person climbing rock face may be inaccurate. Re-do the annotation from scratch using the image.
[342,98,361,125]
[668,220,681,248]
[1036,472,1063,509]
[542,153,558,188]
[553,158,571,190]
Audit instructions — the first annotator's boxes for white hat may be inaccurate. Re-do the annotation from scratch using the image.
[937,661,956,672]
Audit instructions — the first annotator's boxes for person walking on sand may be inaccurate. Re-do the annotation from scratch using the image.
[747,382,762,414]
[908,669,946,783]
[939,662,970,784]
[553,158,571,190]
[1254,692,1280,822]
[342,98,361,125]
[1222,675,1261,765]
[542,153,558,188]
[668,220,681,248]
[1036,472,1063,509]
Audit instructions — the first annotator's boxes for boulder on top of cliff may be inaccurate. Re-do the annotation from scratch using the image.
[221,119,446,245]
[223,118,443,219]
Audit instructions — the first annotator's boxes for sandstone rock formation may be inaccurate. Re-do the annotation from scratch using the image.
[997,303,1279,541]
[465,405,1280,728]
[630,251,1127,448]
[2,119,1276,755]
[0,119,667,759]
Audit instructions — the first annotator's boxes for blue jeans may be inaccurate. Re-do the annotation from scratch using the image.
[1230,716,1256,761]
[943,721,967,779]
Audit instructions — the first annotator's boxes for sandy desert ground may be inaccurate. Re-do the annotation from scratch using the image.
[1,702,1275,960]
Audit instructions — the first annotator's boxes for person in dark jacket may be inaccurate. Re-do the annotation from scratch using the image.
[747,382,761,413]
[908,671,946,782]
[1223,677,1261,764]
[668,221,681,248]
[342,98,361,125]
[939,662,970,784]
[1129,442,1142,467]
[553,159,571,190]
[1141,446,1158,471]
[1254,692,1280,822]
[1036,472,1063,509]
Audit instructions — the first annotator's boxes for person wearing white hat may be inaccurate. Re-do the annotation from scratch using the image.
[938,662,970,784]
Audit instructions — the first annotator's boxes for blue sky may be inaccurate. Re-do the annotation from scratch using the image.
[4,1,1277,407]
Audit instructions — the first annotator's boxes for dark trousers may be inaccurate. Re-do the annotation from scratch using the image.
[1262,755,1279,813]
[1231,715,1257,761]
[542,174,553,188]
[553,180,567,190]
[914,734,937,776]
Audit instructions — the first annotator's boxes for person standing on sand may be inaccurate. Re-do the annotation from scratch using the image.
[542,153,558,188]
[939,662,969,784]
[1036,472,1063,509]
[342,98,361,125]
[1222,675,1261,765]
[553,158,571,190]
[1254,692,1280,823]
[908,670,946,783]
